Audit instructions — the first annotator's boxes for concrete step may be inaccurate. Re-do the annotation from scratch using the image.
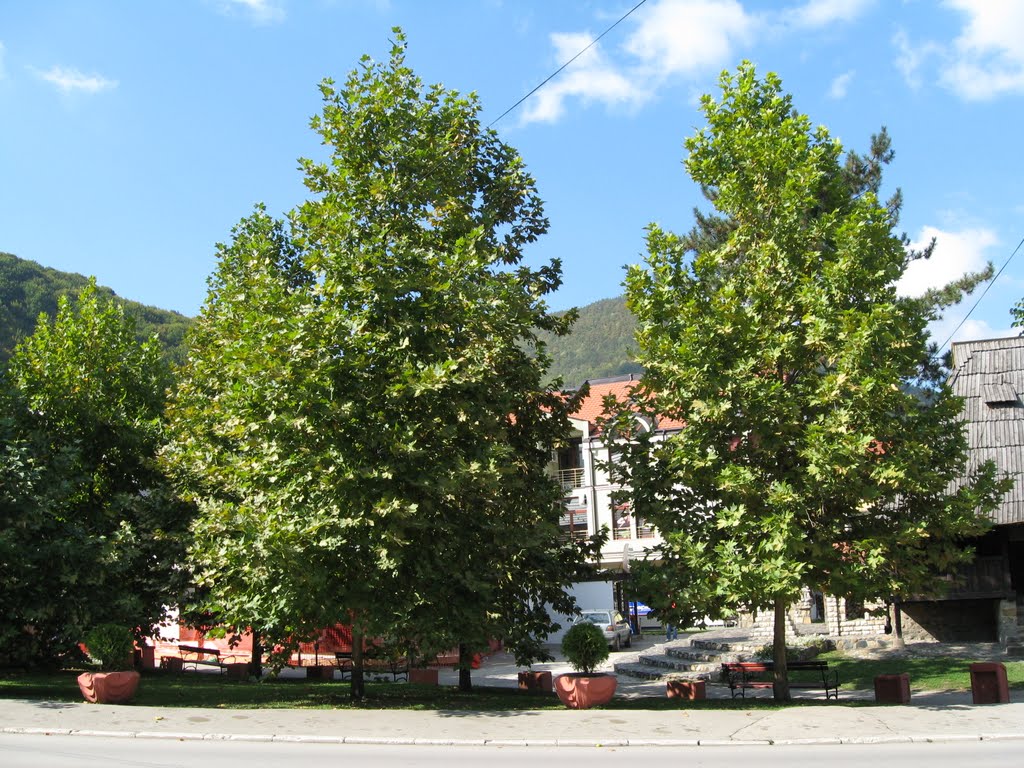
[633,653,721,675]
[690,638,761,654]
[613,661,718,682]
[666,647,745,663]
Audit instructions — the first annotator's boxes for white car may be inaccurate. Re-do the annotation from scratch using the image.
[576,609,632,651]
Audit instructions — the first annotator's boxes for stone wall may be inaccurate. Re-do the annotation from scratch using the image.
[736,589,887,640]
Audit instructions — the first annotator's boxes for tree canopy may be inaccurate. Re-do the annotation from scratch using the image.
[164,31,600,696]
[0,281,193,666]
[611,63,1006,699]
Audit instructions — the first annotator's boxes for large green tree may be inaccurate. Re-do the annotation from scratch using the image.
[612,63,1006,699]
[0,281,193,666]
[164,31,598,697]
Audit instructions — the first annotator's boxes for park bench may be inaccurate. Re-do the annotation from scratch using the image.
[721,660,839,700]
[334,650,410,682]
[178,644,226,673]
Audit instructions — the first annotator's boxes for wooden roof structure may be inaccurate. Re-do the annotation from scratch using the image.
[949,336,1024,526]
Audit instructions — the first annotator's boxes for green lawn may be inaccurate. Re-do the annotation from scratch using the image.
[1,655,1021,711]
[820,652,1024,693]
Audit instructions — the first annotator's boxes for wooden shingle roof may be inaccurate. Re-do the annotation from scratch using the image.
[950,336,1024,526]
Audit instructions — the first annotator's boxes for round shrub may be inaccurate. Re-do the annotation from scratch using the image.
[561,621,610,675]
[84,624,135,671]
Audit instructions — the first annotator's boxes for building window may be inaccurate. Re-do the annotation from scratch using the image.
[613,504,632,540]
[555,437,584,490]
[560,506,589,541]
[844,597,865,621]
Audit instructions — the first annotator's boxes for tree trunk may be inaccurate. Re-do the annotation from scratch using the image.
[892,598,905,650]
[772,595,790,701]
[458,643,473,692]
[350,627,365,700]
[250,631,262,679]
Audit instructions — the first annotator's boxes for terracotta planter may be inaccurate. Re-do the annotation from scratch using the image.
[666,679,706,700]
[518,670,553,693]
[970,663,1009,704]
[306,665,336,681]
[225,663,250,681]
[134,646,156,670]
[874,673,911,704]
[409,668,438,685]
[554,673,617,709]
[77,670,141,704]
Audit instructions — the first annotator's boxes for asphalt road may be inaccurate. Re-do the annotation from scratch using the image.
[3,733,1024,767]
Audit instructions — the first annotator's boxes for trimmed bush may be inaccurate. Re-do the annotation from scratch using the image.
[753,636,834,662]
[84,625,135,671]
[562,622,610,675]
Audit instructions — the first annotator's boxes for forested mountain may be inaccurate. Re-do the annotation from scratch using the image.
[540,296,640,389]
[1,252,637,383]
[0,252,192,367]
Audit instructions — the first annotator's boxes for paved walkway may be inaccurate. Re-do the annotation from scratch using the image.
[2,633,1021,748]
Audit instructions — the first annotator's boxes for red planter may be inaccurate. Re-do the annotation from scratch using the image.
[666,679,706,700]
[518,670,553,693]
[970,663,1009,704]
[409,668,438,685]
[225,663,250,681]
[306,665,336,681]
[554,673,617,709]
[77,671,141,704]
[874,673,911,704]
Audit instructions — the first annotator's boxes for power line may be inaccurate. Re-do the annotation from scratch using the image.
[937,233,1024,352]
[487,0,649,129]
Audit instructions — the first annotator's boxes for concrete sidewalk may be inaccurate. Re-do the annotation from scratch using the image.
[2,635,1022,748]
[3,695,1023,747]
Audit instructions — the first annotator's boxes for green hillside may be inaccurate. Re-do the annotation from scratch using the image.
[1,252,635,385]
[0,252,192,368]
[541,296,640,388]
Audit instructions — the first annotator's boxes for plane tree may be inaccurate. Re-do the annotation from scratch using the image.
[0,282,192,665]
[610,63,1006,700]
[164,31,598,697]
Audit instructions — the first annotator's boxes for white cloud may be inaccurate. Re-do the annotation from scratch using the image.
[784,0,875,29]
[217,0,286,25]
[941,0,1024,100]
[828,69,854,99]
[522,0,758,125]
[35,66,117,94]
[623,0,757,78]
[928,314,1017,349]
[897,225,997,298]
[892,28,943,90]
[521,33,642,124]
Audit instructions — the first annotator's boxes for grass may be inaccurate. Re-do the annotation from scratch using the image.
[820,652,1024,693]
[2,654,1022,711]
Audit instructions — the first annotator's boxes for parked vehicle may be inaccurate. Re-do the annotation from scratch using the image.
[575,609,632,651]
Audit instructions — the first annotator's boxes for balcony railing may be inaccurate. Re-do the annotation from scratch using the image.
[557,467,584,490]
[559,507,590,542]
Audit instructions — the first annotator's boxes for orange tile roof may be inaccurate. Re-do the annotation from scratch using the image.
[566,376,686,434]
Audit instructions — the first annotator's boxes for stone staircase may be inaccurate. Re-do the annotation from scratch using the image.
[614,635,762,682]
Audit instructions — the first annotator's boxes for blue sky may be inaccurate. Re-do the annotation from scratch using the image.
[1,0,1022,352]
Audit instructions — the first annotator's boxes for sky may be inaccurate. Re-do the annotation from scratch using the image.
[1,0,1022,353]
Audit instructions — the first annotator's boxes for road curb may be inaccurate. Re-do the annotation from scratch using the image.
[4,726,1024,747]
